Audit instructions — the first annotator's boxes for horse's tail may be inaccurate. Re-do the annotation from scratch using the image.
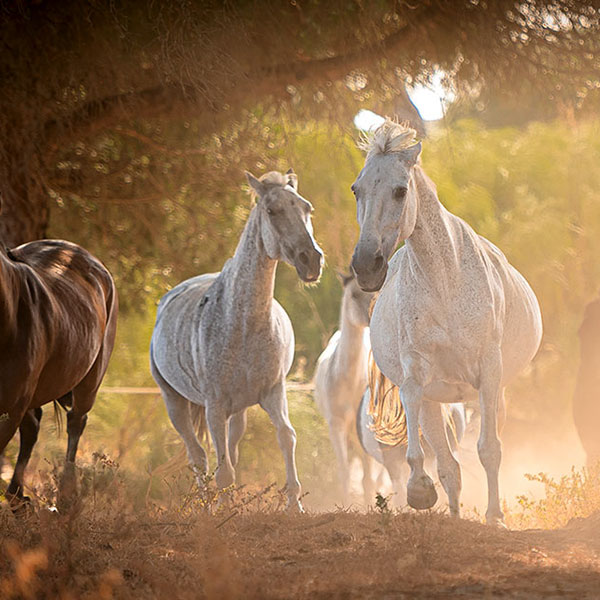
[366,353,408,447]
[190,403,210,451]
[53,392,72,436]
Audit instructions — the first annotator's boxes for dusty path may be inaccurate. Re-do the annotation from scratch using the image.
[1,507,600,599]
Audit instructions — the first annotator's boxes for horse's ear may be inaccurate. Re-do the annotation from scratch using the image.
[245,171,266,199]
[286,168,298,191]
[401,141,422,167]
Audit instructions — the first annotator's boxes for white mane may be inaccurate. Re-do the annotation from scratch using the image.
[260,171,288,186]
[358,118,418,159]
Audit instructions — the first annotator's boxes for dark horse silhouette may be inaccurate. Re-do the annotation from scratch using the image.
[573,295,600,467]
[0,231,118,507]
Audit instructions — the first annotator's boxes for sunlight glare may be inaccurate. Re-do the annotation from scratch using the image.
[353,109,385,131]
[354,71,455,129]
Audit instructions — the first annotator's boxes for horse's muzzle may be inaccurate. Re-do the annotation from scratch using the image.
[296,247,323,283]
[351,247,388,292]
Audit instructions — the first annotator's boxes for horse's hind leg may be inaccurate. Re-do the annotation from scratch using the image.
[228,409,247,468]
[382,447,408,508]
[6,407,43,506]
[151,360,208,479]
[206,403,235,493]
[359,452,378,507]
[61,343,113,502]
[420,399,462,517]
[478,349,504,526]
[65,394,87,464]
[168,395,209,480]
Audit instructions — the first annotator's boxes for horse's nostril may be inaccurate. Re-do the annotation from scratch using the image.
[374,254,384,271]
[298,251,309,266]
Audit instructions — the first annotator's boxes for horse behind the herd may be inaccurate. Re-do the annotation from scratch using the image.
[573,295,600,467]
[314,271,379,505]
[0,226,118,508]
[351,119,543,525]
[150,169,323,511]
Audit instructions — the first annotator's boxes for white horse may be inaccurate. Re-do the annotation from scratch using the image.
[350,120,542,524]
[150,169,323,511]
[314,272,379,505]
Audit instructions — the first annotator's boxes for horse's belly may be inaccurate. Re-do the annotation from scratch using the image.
[423,380,476,403]
[32,325,105,405]
[152,325,206,405]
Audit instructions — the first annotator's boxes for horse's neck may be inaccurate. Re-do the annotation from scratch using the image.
[406,166,464,280]
[223,208,277,321]
[335,301,367,372]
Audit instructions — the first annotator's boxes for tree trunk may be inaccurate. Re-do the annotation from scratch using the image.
[0,144,49,247]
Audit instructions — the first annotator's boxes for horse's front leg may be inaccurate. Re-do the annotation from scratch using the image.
[478,346,504,526]
[401,375,438,510]
[327,417,351,504]
[260,380,302,512]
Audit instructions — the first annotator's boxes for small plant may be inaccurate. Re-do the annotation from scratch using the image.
[506,464,600,530]
[375,492,393,526]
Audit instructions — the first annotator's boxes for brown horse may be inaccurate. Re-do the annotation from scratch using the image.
[0,236,118,506]
[573,295,600,467]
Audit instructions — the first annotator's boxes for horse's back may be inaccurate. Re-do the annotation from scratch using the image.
[13,239,115,296]
[155,273,218,320]
[573,298,600,465]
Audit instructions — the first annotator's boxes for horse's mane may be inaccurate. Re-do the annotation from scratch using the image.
[259,171,288,186]
[358,118,418,160]
[5,248,22,262]
[247,170,290,201]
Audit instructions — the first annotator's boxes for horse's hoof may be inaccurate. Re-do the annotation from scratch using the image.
[407,475,437,510]
[6,494,33,516]
[486,515,507,528]
[287,499,304,513]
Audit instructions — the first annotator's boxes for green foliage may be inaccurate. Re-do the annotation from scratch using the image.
[506,465,600,529]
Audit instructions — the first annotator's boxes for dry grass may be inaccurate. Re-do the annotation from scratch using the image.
[506,464,600,530]
[1,464,600,599]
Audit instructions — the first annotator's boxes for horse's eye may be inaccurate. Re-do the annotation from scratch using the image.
[266,207,273,215]
[393,186,407,200]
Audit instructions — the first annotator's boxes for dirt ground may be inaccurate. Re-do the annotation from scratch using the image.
[1,500,600,599]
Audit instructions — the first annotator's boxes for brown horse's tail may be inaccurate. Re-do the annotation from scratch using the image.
[190,403,210,451]
[53,400,65,436]
[367,353,408,446]
[52,391,73,436]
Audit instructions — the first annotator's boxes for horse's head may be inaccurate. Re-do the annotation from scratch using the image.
[339,270,373,328]
[350,119,421,292]
[245,168,323,282]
